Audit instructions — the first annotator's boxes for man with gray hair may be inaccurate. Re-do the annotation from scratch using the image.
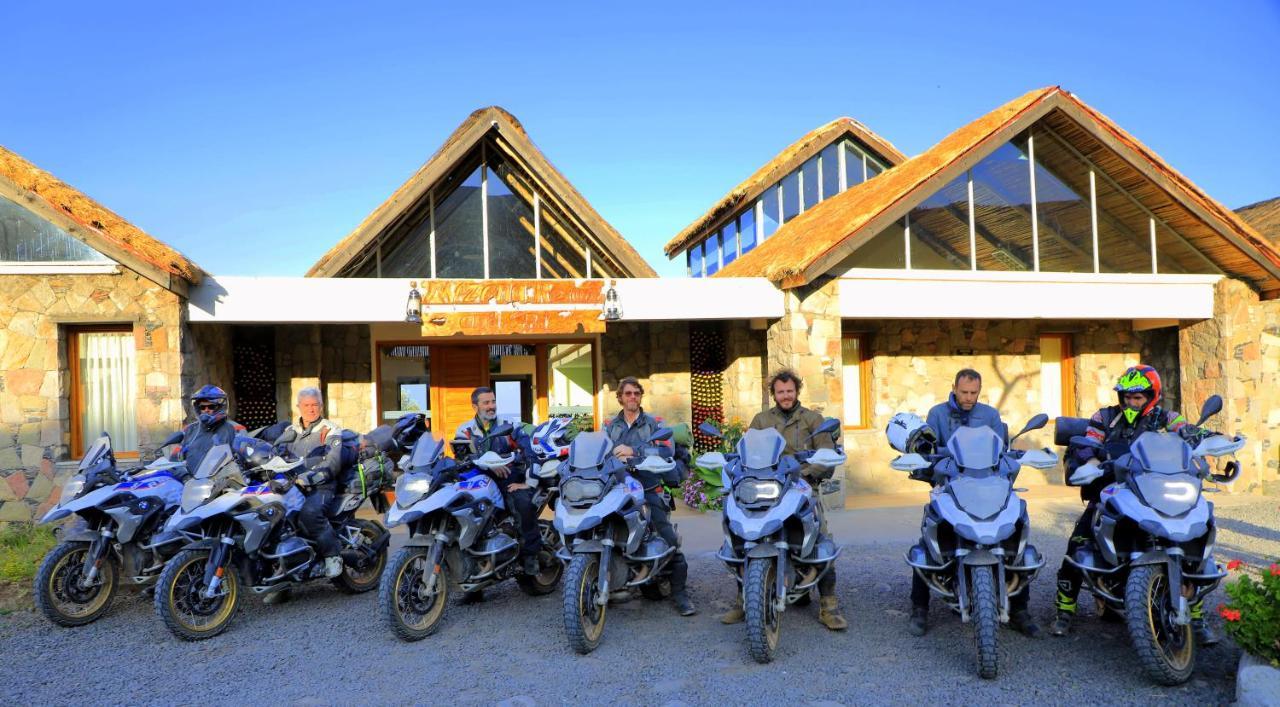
[277,387,347,592]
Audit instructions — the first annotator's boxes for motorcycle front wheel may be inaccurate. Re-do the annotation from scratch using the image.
[1124,565,1194,685]
[744,558,781,664]
[33,541,118,627]
[379,546,448,641]
[563,554,606,654]
[969,565,999,679]
[154,549,240,641]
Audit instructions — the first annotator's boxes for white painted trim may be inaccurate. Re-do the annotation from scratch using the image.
[838,141,848,193]
[0,262,119,274]
[1028,132,1040,272]
[480,160,490,279]
[1089,169,1100,273]
[428,191,436,279]
[967,171,977,270]
[534,193,542,279]
[612,278,783,320]
[1149,217,1158,275]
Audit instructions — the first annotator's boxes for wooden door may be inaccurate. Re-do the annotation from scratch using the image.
[429,345,489,443]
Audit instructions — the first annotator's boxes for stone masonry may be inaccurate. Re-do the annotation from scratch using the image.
[600,321,691,427]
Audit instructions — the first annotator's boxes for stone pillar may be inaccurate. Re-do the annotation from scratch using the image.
[765,276,845,506]
[1179,278,1280,494]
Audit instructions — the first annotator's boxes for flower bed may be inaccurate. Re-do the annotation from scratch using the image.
[1220,559,1280,666]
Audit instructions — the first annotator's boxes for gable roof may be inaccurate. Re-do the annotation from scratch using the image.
[663,117,906,258]
[0,145,202,292]
[308,106,657,278]
[1236,197,1280,246]
[716,87,1280,299]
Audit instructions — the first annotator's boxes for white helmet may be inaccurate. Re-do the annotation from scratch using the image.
[886,412,937,454]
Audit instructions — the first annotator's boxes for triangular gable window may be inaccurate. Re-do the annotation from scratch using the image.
[351,140,611,279]
[842,124,1221,275]
[0,194,110,262]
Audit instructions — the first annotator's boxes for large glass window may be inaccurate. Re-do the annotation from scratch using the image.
[1156,222,1217,274]
[538,198,589,279]
[971,138,1035,271]
[843,140,865,189]
[760,189,780,239]
[801,156,820,211]
[841,334,869,428]
[487,159,536,278]
[906,174,971,270]
[378,344,431,425]
[1030,137,1095,273]
[434,165,485,278]
[689,241,704,277]
[721,221,738,266]
[843,218,906,269]
[821,143,841,200]
[738,208,757,254]
[704,232,721,275]
[549,343,594,422]
[0,195,110,263]
[1094,174,1155,274]
[781,171,801,223]
[377,205,433,278]
[866,159,883,180]
[71,327,137,455]
[1038,334,1073,418]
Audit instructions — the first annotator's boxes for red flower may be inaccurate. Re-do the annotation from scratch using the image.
[1227,559,1243,571]
[1270,563,1280,577]
[1218,605,1242,622]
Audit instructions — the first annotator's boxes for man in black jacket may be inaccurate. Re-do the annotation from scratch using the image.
[176,385,246,474]
[603,377,696,616]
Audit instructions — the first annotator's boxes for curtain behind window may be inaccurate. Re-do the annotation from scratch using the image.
[79,331,137,452]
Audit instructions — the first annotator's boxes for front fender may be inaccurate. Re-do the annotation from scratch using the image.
[745,543,781,559]
[960,549,1001,566]
[570,538,605,554]
[57,523,99,543]
[176,537,219,553]
[1130,549,1171,566]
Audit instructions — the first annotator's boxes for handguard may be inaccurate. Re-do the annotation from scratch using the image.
[1067,459,1104,486]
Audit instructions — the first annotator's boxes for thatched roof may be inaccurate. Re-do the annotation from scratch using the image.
[0,145,203,291]
[1236,197,1280,246]
[715,87,1280,299]
[663,117,906,257]
[308,106,657,278]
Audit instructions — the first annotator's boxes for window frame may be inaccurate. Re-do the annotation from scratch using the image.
[67,323,139,459]
[1038,332,1076,418]
[841,332,873,430]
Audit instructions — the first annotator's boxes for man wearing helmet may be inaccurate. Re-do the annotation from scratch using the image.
[1049,364,1216,644]
[909,369,1041,638]
[276,387,348,588]
[176,384,246,474]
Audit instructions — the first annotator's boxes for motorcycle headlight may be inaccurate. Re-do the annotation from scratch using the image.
[396,473,432,508]
[59,474,87,506]
[181,479,215,513]
[735,480,782,506]
[562,478,604,504]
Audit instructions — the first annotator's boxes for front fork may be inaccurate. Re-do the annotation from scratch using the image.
[594,540,614,607]
[423,534,447,595]
[202,535,236,599]
[80,528,114,588]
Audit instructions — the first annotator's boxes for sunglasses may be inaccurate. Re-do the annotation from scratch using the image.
[197,403,220,412]
[620,391,643,398]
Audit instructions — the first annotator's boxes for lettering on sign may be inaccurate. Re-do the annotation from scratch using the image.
[422,310,605,337]
[421,279,605,306]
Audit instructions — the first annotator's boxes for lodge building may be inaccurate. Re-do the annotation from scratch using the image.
[2,86,1279,521]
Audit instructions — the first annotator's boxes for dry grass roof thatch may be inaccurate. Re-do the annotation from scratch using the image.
[662,116,907,257]
[308,106,657,278]
[1236,197,1280,246]
[0,145,202,287]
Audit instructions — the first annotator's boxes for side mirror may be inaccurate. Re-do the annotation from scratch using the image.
[1210,460,1241,484]
[1195,395,1224,427]
[1019,448,1060,470]
[648,428,673,443]
[1012,414,1049,442]
[696,452,727,470]
[810,417,841,439]
[698,421,723,439]
[890,453,931,472]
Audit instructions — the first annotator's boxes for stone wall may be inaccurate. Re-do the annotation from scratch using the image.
[1179,279,1280,494]
[0,271,186,522]
[181,322,234,411]
[722,321,768,424]
[600,321,691,427]
[272,324,374,432]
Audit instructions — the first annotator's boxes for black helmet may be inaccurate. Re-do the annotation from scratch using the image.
[191,384,229,430]
[392,413,428,455]
[233,435,275,471]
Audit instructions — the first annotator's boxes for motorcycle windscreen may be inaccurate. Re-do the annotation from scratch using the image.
[568,431,611,471]
[1129,432,1193,474]
[947,475,1011,520]
[410,433,444,470]
[945,426,1005,470]
[194,444,233,479]
[78,436,112,471]
[736,428,785,472]
[1134,472,1201,516]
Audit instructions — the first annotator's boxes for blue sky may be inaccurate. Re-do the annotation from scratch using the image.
[3,1,1278,278]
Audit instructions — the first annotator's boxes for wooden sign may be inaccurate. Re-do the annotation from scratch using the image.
[420,280,606,306]
[417,279,608,336]
[421,310,604,336]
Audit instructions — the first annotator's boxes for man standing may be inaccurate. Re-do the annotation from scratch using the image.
[909,369,1040,638]
[723,369,847,631]
[603,377,696,616]
[455,387,543,587]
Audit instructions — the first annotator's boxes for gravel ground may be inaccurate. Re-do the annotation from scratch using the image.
[2,497,1276,706]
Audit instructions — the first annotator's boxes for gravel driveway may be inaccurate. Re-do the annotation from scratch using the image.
[2,497,1275,706]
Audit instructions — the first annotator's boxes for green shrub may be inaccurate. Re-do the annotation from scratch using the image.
[1221,559,1280,666]
[0,523,58,583]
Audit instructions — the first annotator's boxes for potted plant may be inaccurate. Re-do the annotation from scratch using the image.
[1221,559,1280,705]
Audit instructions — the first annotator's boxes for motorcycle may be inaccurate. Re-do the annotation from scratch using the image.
[153,432,392,640]
[696,418,847,663]
[1055,394,1244,685]
[889,413,1060,679]
[378,420,566,641]
[33,430,187,626]
[555,428,682,654]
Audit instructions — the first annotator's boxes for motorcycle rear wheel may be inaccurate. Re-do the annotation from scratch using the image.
[332,525,388,594]
[563,554,606,654]
[154,549,239,641]
[516,523,564,596]
[639,578,671,601]
[34,541,117,627]
[1124,565,1195,685]
[379,546,448,641]
[744,558,781,664]
[969,565,999,679]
